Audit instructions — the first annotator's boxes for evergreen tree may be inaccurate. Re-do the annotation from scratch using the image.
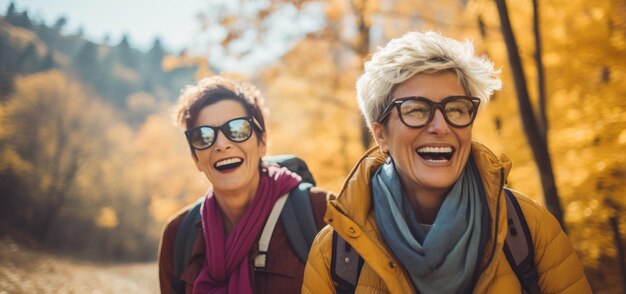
[52,16,67,32]
[141,37,166,91]
[6,2,16,16]
[0,34,17,72]
[75,26,84,38]
[5,2,20,26]
[41,50,55,71]
[72,42,98,83]
[102,34,111,46]
[95,49,115,97]
[0,70,15,100]
[13,11,33,29]
[115,34,137,69]
[147,38,165,67]
[16,42,39,73]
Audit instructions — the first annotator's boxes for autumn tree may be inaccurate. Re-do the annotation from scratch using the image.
[0,70,115,242]
[261,35,364,189]
[493,0,565,229]
[15,42,40,74]
[0,11,205,261]
[41,49,55,70]
[471,0,626,291]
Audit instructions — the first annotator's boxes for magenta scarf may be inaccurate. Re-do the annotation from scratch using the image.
[192,165,301,294]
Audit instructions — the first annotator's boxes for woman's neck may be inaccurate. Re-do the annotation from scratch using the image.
[404,185,448,225]
[213,174,261,235]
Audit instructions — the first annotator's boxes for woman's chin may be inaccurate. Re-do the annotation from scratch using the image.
[411,168,459,192]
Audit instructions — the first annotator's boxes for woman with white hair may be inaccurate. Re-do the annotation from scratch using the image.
[302,31,590,293]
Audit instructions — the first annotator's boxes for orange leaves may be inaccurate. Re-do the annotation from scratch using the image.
[220,15,238,27]
[260,35,363,190]
[96,207,119,229]
[221,31,241,47]
[325,0,345,21]
[471,1,626,287]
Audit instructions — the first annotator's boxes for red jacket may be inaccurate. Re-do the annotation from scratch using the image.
[159,187,328,294]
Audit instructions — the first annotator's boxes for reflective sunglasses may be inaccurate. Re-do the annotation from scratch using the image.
[378,96,481,128]
[185,116,263,150]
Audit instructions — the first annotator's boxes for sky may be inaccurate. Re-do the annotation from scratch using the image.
[1,0,208,52]
[1,0,325,74]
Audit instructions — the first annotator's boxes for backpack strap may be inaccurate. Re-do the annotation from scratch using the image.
[326,188,540,294]
[173,182,317,284]
[263,155,316,185]
[331,231,364,294]
[172,196,204,293]
[253,193,289,271]
[503,188,541,294]
[280,182,318,263]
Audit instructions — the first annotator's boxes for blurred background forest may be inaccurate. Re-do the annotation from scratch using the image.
[0,0,624,292]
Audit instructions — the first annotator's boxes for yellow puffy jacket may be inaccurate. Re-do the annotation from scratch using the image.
[303,142,591,293]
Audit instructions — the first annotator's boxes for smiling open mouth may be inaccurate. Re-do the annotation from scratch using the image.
[214,158,243,171]
[416,146,454,162]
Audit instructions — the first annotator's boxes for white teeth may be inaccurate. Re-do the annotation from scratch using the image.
[215,158,242,167]
[425,159,449,163]
[417,146,453,153]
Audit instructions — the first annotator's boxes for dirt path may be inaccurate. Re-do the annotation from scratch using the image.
[0,237,158,293]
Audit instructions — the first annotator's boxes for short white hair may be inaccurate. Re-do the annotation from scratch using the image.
[356,31,502,130]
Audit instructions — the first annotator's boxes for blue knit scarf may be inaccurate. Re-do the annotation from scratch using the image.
[372,156,485,293]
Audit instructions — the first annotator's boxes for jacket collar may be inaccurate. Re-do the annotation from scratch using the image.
[324,141,512,291]
[329,142,511,224]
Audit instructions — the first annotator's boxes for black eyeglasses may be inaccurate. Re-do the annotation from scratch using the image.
[378,96,481,128]
[185,116,263,150]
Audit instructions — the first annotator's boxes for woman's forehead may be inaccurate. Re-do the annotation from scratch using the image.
[391,72,465,100]
[194,99,247,127]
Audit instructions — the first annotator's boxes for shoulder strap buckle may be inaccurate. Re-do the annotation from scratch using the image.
[331,231,364,294]
[253,251,268,272]
[254,193,289,271]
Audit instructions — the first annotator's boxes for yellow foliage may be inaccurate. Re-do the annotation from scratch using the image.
[150,196,184,223]
[162,52,213,79]
[0,147,32,175]
[325,0,346,21]
[617,130,626,145]
[133,113,209,215]
[127,92,156,112]
[113,63,139,83]
[0,20,47,56]
[257,1,624,289]
[96,207,119,229]
[466,1,626,289]
[261,36,364,191]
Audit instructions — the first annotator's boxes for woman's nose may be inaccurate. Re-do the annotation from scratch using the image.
[213,131,232,151]
[426,109,451,135]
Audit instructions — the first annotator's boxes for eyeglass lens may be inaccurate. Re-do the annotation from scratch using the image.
[188,118,253,149]
[399,98,475,127]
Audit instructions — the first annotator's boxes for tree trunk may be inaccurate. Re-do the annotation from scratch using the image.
[494,0,567,231]
[532,0,548,140]
[352,0,372,150]
[607,201,626,292]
